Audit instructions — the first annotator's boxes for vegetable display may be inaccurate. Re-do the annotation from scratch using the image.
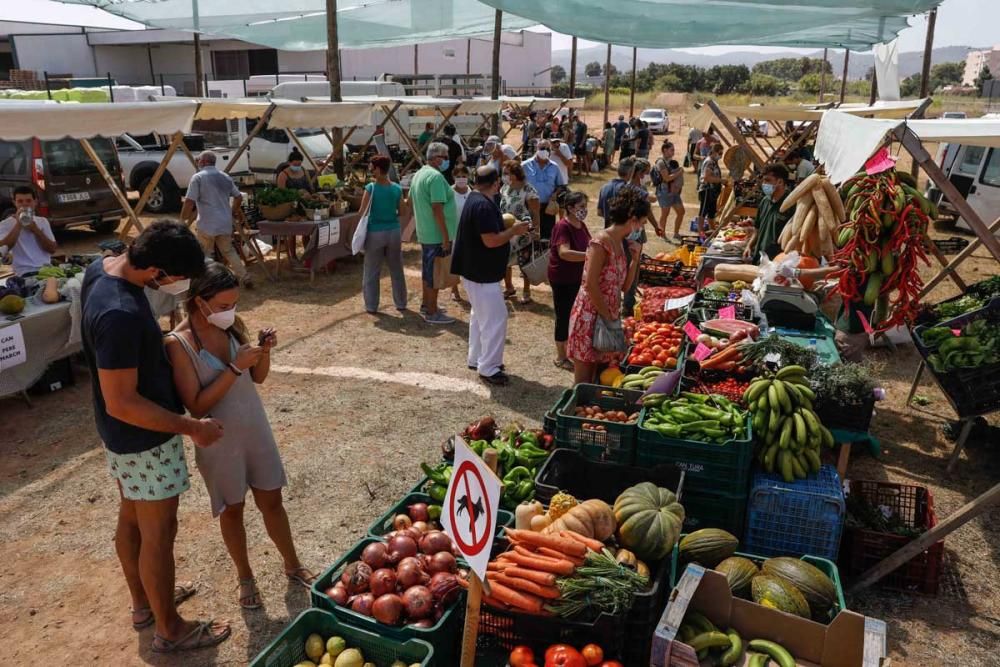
[923,319,1000,372]
[641,392,749,443]
[777,173,846,259]
[617,366,668,391]
[542,499,617,541]
[736,334,820,373]
[830,169,933,332]
[678,610,798,667]
[625,321,684,369]
[678,529,739,567]
[508,642,614,667]
[689,377,752,406]
[297,632,420,667]
[744,366,835,482]
[613,482,685,561]
[257,186,301,206]
[637,285,697,322]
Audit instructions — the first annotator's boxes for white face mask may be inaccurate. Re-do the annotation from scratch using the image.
[154,277,190,296]
[502,175,511,186]
[536,149,550,160]
[574,208,588,222]
[454,178,469,189]
[202,302,237,330]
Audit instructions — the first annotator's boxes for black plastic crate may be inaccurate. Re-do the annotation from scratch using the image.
[639,254,699,288]
[533,447,684,507]
[815,393,876,433]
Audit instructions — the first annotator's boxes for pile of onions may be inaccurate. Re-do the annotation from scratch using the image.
[326,534,463,626]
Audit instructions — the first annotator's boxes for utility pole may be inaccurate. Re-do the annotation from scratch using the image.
[569,36,578,98]
[919,8,938,98]
[491,9,502,134]
[819,48,828,102]
[326,0,344,178]
[839,49,850,103]
[603,44,612,125]
[869,68,878,105]
[629,47,637,117]
[193,32,204,96]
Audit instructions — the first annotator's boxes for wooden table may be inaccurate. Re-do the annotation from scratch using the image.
[256,212,361,281]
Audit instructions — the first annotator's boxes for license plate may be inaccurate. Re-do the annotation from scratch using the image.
[57,191,91,203]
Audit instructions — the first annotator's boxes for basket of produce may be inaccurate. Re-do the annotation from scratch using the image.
[622,321,686,373]
[636,391,753,498]
[250,608,433,667]
[744,464,845,560]
[556,384,644,464]
[913,275,1000,326]
[299,192,333,217]
[257,186,300,220]
[367,491,513,540]
[310,535,466,666]
[841,479,943,594]
[670,528,847,623]
[639,254,699,288]
[810,362,878,433]
[636,285,697,323]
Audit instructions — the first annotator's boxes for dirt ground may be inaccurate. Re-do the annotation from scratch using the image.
[0,108,997,666]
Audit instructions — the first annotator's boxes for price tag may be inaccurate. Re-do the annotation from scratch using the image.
[683,321,701,341]
[664,293,696,311]
[718,304,736,319]
[764,352,781,365]
[951,328,961,336]
[692,343,712,361]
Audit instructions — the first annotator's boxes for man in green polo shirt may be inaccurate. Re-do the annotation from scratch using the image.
[744,164,794,264]
[409,142,459,324]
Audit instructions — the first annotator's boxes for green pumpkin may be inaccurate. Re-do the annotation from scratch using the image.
[678,529,739,567]
[761,557,837,617]
[613,482,685,561]
[714,556,759,598]
[751,574,811,618]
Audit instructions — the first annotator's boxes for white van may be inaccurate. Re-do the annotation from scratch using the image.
[926,117,1000,233]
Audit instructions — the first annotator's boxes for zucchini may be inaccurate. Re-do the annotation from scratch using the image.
[685,610,717,634]
[748,639,795,667]
[688,630,732,652]
[749,654,771,667]
[719,630,743,666]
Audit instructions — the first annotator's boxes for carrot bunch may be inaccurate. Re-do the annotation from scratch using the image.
[482,528,601,615]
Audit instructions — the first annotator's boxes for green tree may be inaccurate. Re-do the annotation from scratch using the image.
[654,73,684,92]
[931,61,965,88]
[706,64,750,94]
[749,73,789,96]
[550,65,566,84]
[975,65,993,94]
[604,62,619,77]
[797,73,823,94]
[753,57,832,81]
[900,73,921,98]
[584,61,602,77]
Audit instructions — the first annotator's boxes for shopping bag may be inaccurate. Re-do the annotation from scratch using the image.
[350,192,373,255]
[433,254,460,290]
[401,215,415,243]
[545,198,560,216]
[593,316,627,353]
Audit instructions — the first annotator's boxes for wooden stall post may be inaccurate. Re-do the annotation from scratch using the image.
[223,104,276,175]
[921,216,1000,296]
[707,100,766,172]
[80,139,144,239]
[569,36,578,98]
[133,132,184,217]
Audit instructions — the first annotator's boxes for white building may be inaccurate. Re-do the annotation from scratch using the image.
[2,18,552,95]
[962,46,1000,86]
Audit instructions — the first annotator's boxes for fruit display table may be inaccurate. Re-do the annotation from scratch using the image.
[0,292,79,400]
[257,211,361,281]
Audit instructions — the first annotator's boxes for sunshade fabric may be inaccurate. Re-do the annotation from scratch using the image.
[688,98,929,132]
[816,110,1000,184]
[306,96,463,110]
[0,100,197,140]
[195,99,373,128]
[478,1,941,49]
[58,0,535,51]
[490,96,567,111]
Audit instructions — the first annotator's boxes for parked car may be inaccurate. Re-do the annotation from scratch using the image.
[941,111,967,119]
[639,108,669,134]
[926,137,1000,234]
[116,133,247,213]
[0,137,124,233]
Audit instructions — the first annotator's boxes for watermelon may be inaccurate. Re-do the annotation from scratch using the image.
[701,319,759,338]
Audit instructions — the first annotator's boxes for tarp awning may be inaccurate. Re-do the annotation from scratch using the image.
[490,96,568,111]
[477,1,942,49]
[304,96,463,111]
[0,100,197,141]
[57,0,535,51]
[194,99,373,128]
[816,110,1000,184]
[455,99,505,115]
[689,99,931,132]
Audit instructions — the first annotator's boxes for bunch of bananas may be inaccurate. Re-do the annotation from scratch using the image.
[618,366,666,391]
[743,365,834,483]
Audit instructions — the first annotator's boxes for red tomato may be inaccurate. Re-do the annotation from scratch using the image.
[651,359,665,367]
[510,646,536,667]
[545,645,587,667]
[599,662,624,667]
[651,344,664,355]
[581,644,604,666]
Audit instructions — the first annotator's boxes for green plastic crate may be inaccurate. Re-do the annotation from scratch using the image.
[635,405,754,497]
[669,540,847,623]
[311,537,464,666]
[556,384,643,465]
[545,389,572,435]
[367,491,513,539]
[250,608,433,667]
[680,486,748,538]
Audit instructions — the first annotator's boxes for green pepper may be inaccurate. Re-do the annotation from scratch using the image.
[519,432,539,447]
[701,427,727,438]
[679,419,721,432]
[653,423,683,437]
[470,439,488,455]
[680,392,711,403]
[669,407,703,423]
[427,504,442,520]
[503,466,533,484]
[420,462,452,486]
[427,483,447,503]
[692,405,726,420]
[514,479,534,501]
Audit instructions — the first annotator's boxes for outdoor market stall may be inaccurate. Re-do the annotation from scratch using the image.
[493,96,586,146]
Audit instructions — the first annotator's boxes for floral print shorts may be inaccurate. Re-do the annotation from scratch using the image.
[105,436,191,501]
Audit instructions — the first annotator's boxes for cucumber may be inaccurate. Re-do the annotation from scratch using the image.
[749,653,771,667]
[688,630,732,652]
[748,639,795,667]
[719,630,744,666]
[685,610,717,634]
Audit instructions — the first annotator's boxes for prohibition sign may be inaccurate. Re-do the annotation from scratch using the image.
[448,460,494,557]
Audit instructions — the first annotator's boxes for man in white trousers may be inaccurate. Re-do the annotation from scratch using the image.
[451,166,530,386]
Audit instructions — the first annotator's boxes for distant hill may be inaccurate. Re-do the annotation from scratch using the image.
[553,45,979,81]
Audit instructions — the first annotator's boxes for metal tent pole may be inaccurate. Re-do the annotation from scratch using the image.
[569,36,577,98]
[629,48,637,117]
[326,0,344,178]
[839,49,850,103]
[912,8,938,178]
[491,10,502,135]
[819,48,828,102]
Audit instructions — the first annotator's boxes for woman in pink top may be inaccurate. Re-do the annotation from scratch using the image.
[548,190,591,370]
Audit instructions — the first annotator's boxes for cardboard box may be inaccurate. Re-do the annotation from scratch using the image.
[651,564,887,667]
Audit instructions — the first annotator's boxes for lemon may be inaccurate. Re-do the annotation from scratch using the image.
[304,634,325,662]
[334,648,364,667]
[320,654,333,665]
[326,636,347,657]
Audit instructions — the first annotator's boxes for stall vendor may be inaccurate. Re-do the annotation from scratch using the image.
[786,148,816,182]
[744,164,793,263]
[0,186,58,276]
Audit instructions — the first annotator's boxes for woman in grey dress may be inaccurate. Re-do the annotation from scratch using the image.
[165,262,314,610]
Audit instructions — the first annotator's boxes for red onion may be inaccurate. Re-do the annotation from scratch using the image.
[396,556,428,589]
[407,502,430,522]
[428,571,462,606]
[411,521,429,534]
[361,542,389,569]
[349,592,374,616]
[393,514,412,531]
[402,585,434,620]
[371,593,404,625]
[427,551,457,574]
[341,561,372,595]
[325,583,349,606]
[402,526,423,542]
[369,568,397,597]
[419,531,453,555]
[387,534,418,564]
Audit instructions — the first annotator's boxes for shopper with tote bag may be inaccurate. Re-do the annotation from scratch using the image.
[354,156,409,314]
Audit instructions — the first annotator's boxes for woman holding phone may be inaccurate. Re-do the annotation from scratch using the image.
[164,262,314,610]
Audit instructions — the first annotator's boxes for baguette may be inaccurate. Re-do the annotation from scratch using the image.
[780,173,822,212]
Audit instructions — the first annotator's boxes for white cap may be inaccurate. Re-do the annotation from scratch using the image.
[501,144,517,160]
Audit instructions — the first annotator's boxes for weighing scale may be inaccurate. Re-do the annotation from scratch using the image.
[760,283,819,330]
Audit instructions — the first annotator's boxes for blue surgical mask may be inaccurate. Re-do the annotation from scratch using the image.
[628,229,642,241]
[289,164,304,173]
[438,159,450,172]
[762,183,776,197]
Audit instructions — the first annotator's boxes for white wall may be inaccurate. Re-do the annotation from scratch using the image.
[93,45,150,85]
[278,50,327,74]
[10,33,96,77]
[94,43,213,93]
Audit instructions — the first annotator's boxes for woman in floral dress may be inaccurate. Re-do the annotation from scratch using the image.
[566,187,647,384]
